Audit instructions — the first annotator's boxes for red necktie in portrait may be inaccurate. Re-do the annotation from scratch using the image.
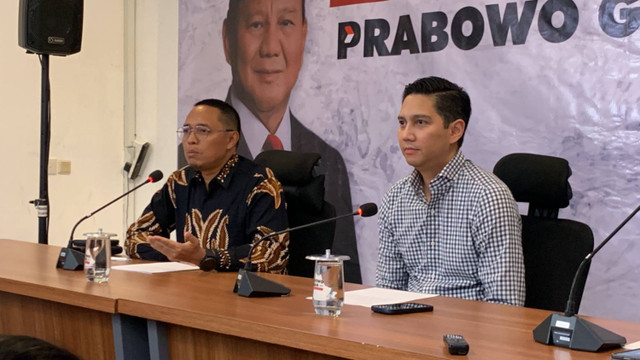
[262,134,284,151]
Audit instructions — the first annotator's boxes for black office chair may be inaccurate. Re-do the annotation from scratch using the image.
[493,153,594,312]
[254,150,336,278]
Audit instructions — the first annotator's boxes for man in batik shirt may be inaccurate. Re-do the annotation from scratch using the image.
[126,99,289,273]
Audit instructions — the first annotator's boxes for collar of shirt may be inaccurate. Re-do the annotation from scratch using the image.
[184,154,239,190]
[409,150,466,201]
[229,90,292,158]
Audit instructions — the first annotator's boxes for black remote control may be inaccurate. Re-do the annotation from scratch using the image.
[443,334,469,355]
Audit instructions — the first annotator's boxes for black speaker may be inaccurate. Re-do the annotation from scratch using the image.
[18,0,84,56]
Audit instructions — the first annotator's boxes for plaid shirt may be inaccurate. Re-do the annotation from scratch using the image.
[376,151,525,306]
[125,154,289,273]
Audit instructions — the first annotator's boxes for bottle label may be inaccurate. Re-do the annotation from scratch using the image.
[313,282,332,301]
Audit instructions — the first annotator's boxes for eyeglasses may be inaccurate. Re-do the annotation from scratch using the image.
[177,125,234,140]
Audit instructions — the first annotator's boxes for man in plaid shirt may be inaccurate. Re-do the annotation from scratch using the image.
[376,77,525,306]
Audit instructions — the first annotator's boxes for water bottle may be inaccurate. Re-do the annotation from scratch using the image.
[83,229,115,283]
[306,249,350,316]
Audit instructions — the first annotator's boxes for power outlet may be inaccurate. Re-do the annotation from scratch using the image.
[48,158,57,175]
[58,160,71,175]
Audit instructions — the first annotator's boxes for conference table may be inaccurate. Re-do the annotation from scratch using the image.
[1,238,639,359]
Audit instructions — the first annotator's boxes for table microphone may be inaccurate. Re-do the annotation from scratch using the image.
[533,203,640,351]
[234,202,378,297]
[56,170,164,270]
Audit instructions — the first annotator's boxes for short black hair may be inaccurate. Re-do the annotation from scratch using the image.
[194,98,241,135]
[226,0,306,28]
[402,76,471,147]
[0,335,80,360]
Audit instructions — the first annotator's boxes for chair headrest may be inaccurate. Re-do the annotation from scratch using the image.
[493,153,573,209]
[254,150,326,212]
[254,150,321,186]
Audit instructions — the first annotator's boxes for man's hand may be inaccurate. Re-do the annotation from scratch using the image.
[147,232,206,266]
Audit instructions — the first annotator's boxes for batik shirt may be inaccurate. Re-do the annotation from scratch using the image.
[376,151,525,306]
[125,154,289,273]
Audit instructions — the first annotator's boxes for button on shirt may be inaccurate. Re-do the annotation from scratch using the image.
[376,151,525,306]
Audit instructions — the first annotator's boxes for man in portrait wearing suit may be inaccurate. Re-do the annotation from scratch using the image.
[179,0,361,282]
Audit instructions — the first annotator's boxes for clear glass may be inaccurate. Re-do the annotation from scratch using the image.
[312,259,345,316]
[307,250,350,316]
[83,230,113,283]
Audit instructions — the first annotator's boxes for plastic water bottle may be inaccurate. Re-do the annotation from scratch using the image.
[306,249,350,316]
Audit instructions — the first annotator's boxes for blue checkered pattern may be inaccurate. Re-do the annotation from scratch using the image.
[376,151,525,306]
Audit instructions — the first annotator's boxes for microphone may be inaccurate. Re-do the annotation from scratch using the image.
[234,202,378,297]
[533,203,639,351]
[56,170,164,270]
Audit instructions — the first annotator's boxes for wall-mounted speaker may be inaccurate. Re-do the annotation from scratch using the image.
[18,0,84,56]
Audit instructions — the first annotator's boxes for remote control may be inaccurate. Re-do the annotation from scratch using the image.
[443,334,469,355]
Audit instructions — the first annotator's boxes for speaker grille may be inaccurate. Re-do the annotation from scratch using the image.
[18,0,84,56]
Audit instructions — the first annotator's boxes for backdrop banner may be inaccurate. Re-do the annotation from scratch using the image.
[178,0,640,322]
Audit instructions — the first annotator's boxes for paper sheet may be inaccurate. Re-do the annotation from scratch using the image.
[304,287,433,308]
[111,262,199,274]
[110,256,130,262]
[623,340,640,350]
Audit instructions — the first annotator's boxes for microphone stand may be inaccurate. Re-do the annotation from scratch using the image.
[533,203,640,351]
[233,214,358,298]
[233,204,377,297]
[233,230,292,298]
[56,172,162,270]
[245,211,359,268]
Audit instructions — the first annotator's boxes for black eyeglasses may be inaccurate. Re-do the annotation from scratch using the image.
[177,125,234,140]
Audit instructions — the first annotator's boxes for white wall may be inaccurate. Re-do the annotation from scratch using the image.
[129,0,179,222]
[0,0,178,246]
[0,1,126,246]
[0,0,176,245]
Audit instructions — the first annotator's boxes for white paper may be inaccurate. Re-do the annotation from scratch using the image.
[623,340,640,350]
[110,256,130,262]
[111,262,199,274]
[344,287,436,308]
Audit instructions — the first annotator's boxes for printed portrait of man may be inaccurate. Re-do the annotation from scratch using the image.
[178,0,361,282]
